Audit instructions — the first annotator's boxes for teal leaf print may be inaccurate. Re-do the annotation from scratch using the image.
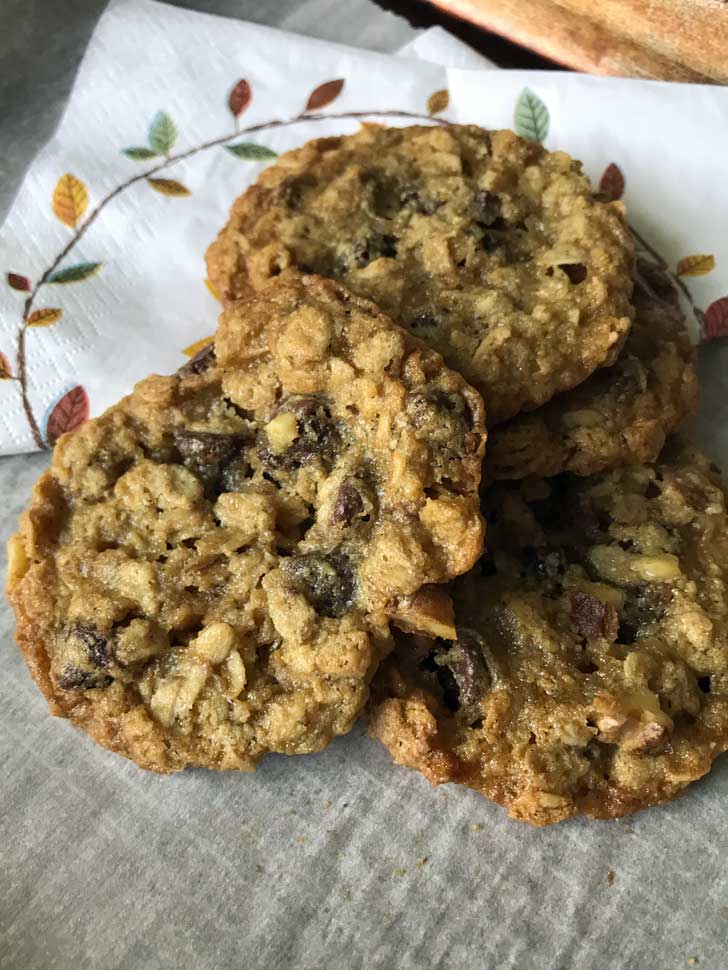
[148,111,178,154]
[225,143,278,160]
[48,262,102,284]
[123,147,159,160]
[514,88,549,143]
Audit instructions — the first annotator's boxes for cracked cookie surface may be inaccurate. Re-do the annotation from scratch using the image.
[206,124,634,424]
[7,275,486,773]
[369,443,728,824]
[486,259,698,480]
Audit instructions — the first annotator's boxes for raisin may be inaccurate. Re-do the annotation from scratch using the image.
[57,667,113,691]
[284,552,356,618]
[258,396,340,472]
[469,190,502,227]
[570,592,618,640]
[446,629,491,708]
[560,263,588,284]
[332,481,364,527]
[613,357,647,396]
[177,343,215,378]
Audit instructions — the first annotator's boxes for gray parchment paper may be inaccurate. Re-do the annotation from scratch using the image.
[2,4,728,968]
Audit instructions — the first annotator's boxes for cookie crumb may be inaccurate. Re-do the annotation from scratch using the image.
[393,867,407,878]
[323,800,332,810]
[607,869,615,886]
[415,857,429,869]
[470,823,483,832]
[687,958,699,966]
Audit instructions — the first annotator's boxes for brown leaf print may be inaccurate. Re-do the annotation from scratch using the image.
[147,178,191,197]
[703,298,728,341]
[0,351,12,379]
[229,79,252,118]
[599,163,625,201]
[46,385,89,444]
[305,79,344,112]
[427,89,449,115]
[52,173,89,228]
[27,308,63,328]
[676,254,715,277]
[182,335,214,357]
[7,272,30,292]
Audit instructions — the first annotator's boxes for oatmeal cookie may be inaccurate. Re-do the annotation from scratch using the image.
[369,443,728,824]
[486,259,698,479]
[206,124,635,424]
[7,276,486,773]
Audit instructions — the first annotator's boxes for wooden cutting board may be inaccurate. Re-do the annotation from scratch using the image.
[428,0,728,82]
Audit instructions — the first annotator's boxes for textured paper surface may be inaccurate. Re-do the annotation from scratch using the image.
[2,4,728,969]
[1,0,727,455]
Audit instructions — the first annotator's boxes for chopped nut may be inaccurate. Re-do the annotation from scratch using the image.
[264,412,299,452]
[6,534,29,589]
[191,622,237,665]
[390,585,457,640]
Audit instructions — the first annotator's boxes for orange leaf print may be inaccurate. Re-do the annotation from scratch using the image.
[703,298,728,341]
[676,254,715,277]
[46,386,89,444]
[147,178,191,197]
[27,308,63,328]
[427,89,449,115]
[0,351,12,379]
[182,335,214,357]
[204,278,221,302]
[52,174,89,228]
[305,79,344,112]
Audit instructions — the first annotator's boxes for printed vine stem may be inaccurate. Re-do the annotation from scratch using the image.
[13,107,448,450]
[630,223,705,324]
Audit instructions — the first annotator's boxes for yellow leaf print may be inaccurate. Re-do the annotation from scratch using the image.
[52,174,89,228]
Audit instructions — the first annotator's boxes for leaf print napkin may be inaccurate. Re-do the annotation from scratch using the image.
[1,0,727,455]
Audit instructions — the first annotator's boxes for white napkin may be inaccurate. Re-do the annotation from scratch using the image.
[1,0,726,455]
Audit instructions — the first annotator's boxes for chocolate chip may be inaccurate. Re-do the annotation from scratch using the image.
[570,592,619,640]
[560,263,588,284]
[219,458,252,493]
[635,258,679,307]
[174,430,248,496]
[408,313,438,330]
[284,551,356,618]
[174,431,244,468]
[75,624,112,668]
[400,185,440,215]
[177,343,215,378]
[277,175,313,209]
[469,190,502,227]
[258,396,340,472]
[57,667,113,691]
[698,675,711,693]
[520,547,567,596]
[351,233,397,268]
[332,481,364,527]
[617,583,673,644]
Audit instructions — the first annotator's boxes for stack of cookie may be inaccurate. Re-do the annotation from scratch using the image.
[9,124,728,827]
